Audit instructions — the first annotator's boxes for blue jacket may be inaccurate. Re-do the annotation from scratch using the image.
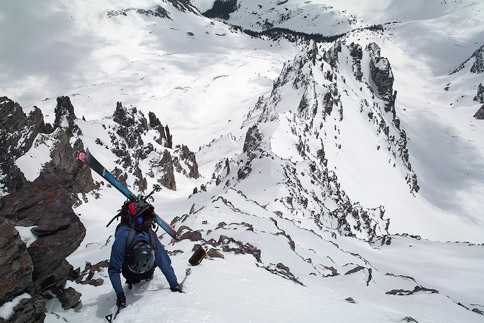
[108,224,178,295]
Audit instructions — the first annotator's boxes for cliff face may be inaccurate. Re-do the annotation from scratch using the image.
[0,170,85,319]
[0,96,89,318]
[107,102,200,192]
[227,40,417,240]
[0,98,48,194]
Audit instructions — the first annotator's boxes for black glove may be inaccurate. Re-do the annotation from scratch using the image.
[170,284,183,293]
[116,292,127,308]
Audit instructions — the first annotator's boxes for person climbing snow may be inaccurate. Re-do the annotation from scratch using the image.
[108,200,183,309]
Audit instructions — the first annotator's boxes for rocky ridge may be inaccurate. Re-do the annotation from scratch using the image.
[0,96,93,321]
[0,98,51,195]
[100,102,200,192]
[106,0,200,19]
[450,44,484,75]
[233,39,416,236]
[449,44,484,119]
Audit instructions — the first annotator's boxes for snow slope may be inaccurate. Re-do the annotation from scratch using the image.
[1,0,484,322]
[341,0,484,240]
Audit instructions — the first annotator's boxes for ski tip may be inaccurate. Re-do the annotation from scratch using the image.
[74,151,87,164]
[105,314,113,322]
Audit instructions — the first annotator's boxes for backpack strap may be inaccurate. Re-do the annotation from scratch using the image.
[125,228,138,254]
[124,227,158,255]
[147,228,158,254]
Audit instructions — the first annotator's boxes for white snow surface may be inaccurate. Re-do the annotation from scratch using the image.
[15,132,56,181]
[0,294,31,321]
[14,226,37,248]
[0,0,483,322]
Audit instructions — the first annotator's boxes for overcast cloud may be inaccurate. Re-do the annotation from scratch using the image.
[0,0,100,109]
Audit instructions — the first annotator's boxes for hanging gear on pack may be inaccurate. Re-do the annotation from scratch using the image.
[107,200,156,232]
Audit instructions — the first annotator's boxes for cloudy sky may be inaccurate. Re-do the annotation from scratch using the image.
[0,0,161,110]
[1,1,93,108]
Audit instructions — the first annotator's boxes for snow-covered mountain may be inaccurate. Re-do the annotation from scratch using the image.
[1,0,483,322]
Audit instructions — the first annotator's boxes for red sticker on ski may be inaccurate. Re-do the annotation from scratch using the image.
[77,152,87,164]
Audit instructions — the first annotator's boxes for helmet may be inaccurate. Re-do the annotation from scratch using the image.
[126,242,155,274]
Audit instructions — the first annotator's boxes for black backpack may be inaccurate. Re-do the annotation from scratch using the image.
[108,200,158,254]
[120,200,156,231]
[108,200,156,231]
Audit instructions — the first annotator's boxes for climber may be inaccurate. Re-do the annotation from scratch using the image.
[107,200,182,308]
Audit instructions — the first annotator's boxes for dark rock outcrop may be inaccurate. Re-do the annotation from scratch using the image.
[110,103,197,191]
[203,0,238,20]
[54,287,82,311]
[158,150,176,190]
[386,285,439,296]
[474,83,484,103]
[470,45,484,74]
[148,111,167,146]
[111,103,155,191]
[46,97,94,201]
[165,125,173,149]
[46,133,95,199]
[262,262,304,286]
[207,248,224,259]
[54,96,80,137]
[242,125,263,159]
[367,42,395,109]
[0,98,48,194]
[0,217,34,306]
[180,230,202,241]
[349,42,363,81]
[174,145,200,179]
[450,44,484,74]
[474,104,484,120]
[113,103,147,149]
[75,260,109,286]
[0,169,85,311]
[166,0,200,15]
[171,145,200,183]
[0,96,93,199]
[5,294,46,323]
[107,5,172,19]
[216,234,261,262]
[345,297,356,303]
[323,41,342,68]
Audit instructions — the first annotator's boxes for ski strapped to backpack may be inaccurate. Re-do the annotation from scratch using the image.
[74,148,179,241]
